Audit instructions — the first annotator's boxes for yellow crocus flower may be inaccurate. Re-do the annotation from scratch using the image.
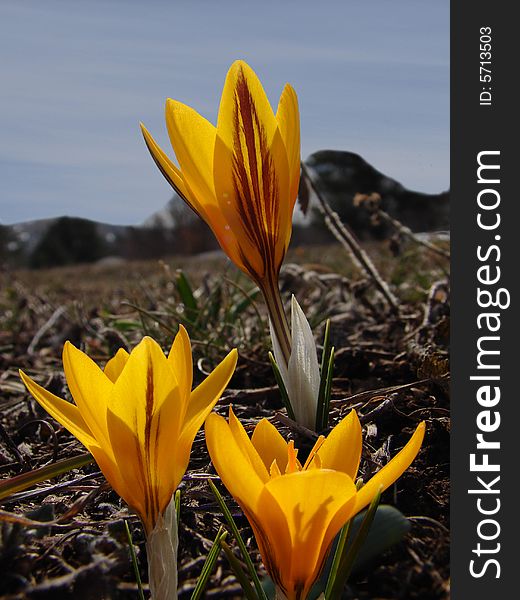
[19,327,237,535]
[206,407,425,600]
[141,60,300,363]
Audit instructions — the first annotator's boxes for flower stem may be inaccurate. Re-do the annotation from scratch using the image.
[260,277,291,365]
[146,495,179,600]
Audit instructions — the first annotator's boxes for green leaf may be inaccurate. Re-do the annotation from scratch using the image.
[208,480,268,600]
[323,516,352,598]
[176,270,198,318]
[316,319,334,431]
[231,289,260,319]
[110,319,141,332]
[175,489,181,524]
[346,504,410,569]
[325,490,382,599]
[221,541,259,600]
[319,504,410,598]
[205,282,223,323]
[124,519,146,600]
[191,527,227,600]
[0,453,94,501]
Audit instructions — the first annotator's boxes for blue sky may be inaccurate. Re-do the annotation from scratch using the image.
[0,0,449,226]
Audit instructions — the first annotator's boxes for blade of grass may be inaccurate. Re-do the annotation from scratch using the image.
[321,319,332,376]
[324,518,352,599]
[124,519,146,600]
[346,505,410,570]
[208,480,268,600]
[121,302,177,335]
[321,347,335,429]
[325,489,382,599]
[191,527,227,600]
[221,540,259,600]
[0,453,94,501]
[174,489,181,524]
[315,319,332,431]
[224,278,263,323]
[175,270,199,319]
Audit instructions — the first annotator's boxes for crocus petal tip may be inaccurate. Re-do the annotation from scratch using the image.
[62,340,78,362]
[205,411,226,432]
[165,97,179,113]
[230,59,248,71]
[176,324,191,348]
[18,369,31,389]
[224,348,239,371]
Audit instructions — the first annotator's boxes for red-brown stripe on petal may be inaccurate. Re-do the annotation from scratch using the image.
[135,361,163,533]
[231,68,281,283]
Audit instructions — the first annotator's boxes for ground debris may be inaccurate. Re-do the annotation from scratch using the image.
[0,242,449,599]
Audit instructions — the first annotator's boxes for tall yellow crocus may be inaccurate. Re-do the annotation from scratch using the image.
[141,60,300,364]
[206,407,425,600]
[20,327,237,600]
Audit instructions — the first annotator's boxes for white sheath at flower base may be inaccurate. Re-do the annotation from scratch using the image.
[270,295,321,430]
[145,494,179,600]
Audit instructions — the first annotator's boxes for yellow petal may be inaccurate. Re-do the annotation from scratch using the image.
[260,470,357,598]
[87,442,146,519]
[143,61,299,284]
[214,61,291,282]
[205,411,264,511]
[107,337,183,530]
[109,337,180,427]
[62,342,113,449]
[246,484,292,593]
[19,370,97,449]
[106,408,158,531]
[269,459,282,478]
[140,123,192,206]
[317,410,362,479]
[353,422,426,514]
[251,418,289,473]
[167,325,193,407]
[175,350,238,486]
[276,83,301,218]
[228,406,269,483]
[165,99,218,208]
[164,99,244,268]
[217,60,277,151]
[104,348,129,383]
[180,349,237,445]
[264,127,292,270]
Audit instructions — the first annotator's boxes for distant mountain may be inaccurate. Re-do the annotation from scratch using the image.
[1,197,214,268]
[1,149,449,268]
[5,218,128,255]
[302,150,449,236]
[141,192,195,229]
